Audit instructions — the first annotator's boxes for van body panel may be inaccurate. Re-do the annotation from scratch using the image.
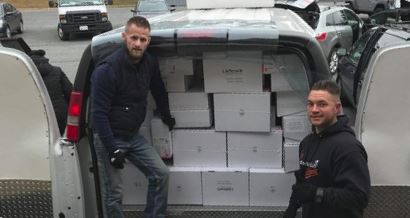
[0,47,61,217]
[0,48,56,180]
[355,44,410,186]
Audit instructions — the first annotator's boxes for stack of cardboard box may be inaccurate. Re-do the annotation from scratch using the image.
[126,52,313,206]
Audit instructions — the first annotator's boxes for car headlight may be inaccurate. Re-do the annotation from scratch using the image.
[101,12,108,22]
[59,15,67,24]
[0,19,4,26]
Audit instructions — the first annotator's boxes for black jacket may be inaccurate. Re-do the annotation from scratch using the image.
[30,53,72,135]
[298,115,370,218]
[91,46,171,153]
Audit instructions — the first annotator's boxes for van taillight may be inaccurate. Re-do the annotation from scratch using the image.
[66,91,83,141]
[315,32,327,42]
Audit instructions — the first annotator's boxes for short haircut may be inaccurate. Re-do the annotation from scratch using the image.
[125,16,151,32]
[311,80,341,100]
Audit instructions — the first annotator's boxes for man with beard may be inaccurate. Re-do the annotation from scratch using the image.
[283,80,370,218]
[91,16,175,218]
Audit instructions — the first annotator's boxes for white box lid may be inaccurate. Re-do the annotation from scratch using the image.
[214,93,270,112]
[169,92,209,110]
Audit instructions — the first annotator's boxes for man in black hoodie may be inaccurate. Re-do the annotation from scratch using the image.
[283,80,370,218]
[29,49,73,135]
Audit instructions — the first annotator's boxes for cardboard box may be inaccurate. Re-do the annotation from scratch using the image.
[171,109,212,128]
[121,163,148,205]
[249,168,295,206]
[159,57,194,76]
[168,167,203,205]
[227,128,283,168]
[168,92,210,110]
[173,129,226,167]
[202,168,249,206]
[283,114,311,141]
[162,75,193,92]
[151,117,173,159]
[276,91,306,117]
[266,55,308,92]
[214,93,270,132]
[284,141,300,172]
[203,51,263,93]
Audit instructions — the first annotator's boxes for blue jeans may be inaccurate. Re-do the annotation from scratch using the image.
[94,133,169,218]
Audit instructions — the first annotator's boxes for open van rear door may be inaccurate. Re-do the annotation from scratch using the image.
[0,47,57,216]
[0,47,85,217]
[355,44,410,216]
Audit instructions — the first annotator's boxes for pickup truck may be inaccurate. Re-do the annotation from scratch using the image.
[57,0,112,40]
[0,1,409,217]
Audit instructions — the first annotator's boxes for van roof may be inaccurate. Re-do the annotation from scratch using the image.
[148,7,315,34]
[91,7,318,62]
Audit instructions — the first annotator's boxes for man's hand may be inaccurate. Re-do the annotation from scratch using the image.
[283,203,298,218]
[292,183,318,204]
[109,149,125,169]
[283,190,301,218]
[161,116,176,131]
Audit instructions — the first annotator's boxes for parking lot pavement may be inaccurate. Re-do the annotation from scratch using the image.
[20,7,133,82]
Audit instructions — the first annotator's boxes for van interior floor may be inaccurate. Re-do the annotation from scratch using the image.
[123,205,301,218]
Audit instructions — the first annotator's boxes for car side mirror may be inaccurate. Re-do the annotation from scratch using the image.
[337,48,347,56]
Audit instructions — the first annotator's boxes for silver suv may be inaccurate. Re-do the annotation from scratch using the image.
[314,6,363,80]
[346,0,391,14]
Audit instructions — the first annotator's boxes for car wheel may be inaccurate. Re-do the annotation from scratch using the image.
[57,24,69,41]
[17,21,23,34]
[328,48,339,81]
[5,26,12,38]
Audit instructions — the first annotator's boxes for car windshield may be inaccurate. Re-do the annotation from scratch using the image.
[138,1,168,12]
[59,0,104,7]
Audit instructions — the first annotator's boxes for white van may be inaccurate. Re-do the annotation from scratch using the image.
[1,2,409,217]
[57,0,112,40]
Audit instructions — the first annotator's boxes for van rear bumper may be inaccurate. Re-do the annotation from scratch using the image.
[60,21,112,34]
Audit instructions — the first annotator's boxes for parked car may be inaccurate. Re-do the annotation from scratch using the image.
[131,0,175,18]
[337,24,410,107]
[276,2,363,81]
[312,6,363,80]
[0,2,23,38]
[57,0,112,41]
[346,0,390,14]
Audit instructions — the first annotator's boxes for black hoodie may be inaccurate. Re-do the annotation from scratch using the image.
[298,115,370,218]
[30,50,73,135]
